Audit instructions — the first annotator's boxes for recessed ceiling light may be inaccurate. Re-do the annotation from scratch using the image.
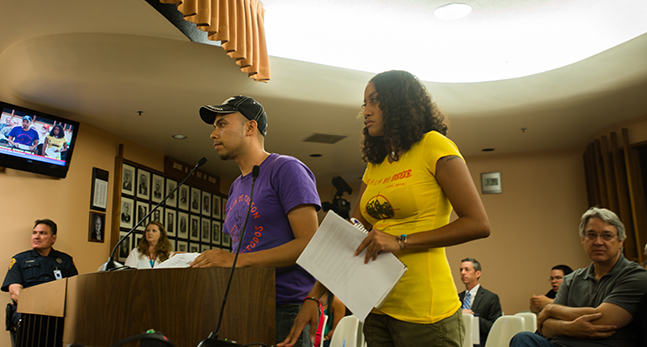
[482,148,495,152]
[434,3,472,20]
[310,153,322,157]
[172,134,187,140]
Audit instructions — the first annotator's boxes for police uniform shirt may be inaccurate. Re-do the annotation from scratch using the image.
[1,249,78,292]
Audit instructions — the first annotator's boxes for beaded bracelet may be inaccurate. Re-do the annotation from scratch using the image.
[396,234,407,250]
[304,296,320,305]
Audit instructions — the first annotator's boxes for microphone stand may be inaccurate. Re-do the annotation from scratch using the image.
[198,165,260,347]
[103,157,207,271]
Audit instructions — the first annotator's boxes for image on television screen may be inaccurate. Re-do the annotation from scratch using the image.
[0,101,80,178]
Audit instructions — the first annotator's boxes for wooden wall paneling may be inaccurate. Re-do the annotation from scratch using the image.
[622,128,645,262]
[593,139,609,208]
[111,144,125,251]
[600,136,619,213]
[583,144,599,207]
[164,156,221,194]
[610,132,635,255]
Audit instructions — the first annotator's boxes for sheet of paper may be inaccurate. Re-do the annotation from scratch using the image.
[297,211,406,321]
[156,253,201,268]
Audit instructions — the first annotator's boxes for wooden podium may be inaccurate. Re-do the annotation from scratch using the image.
[18,267,275,347]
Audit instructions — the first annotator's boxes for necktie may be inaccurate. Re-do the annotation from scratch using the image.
[462,291,471,310]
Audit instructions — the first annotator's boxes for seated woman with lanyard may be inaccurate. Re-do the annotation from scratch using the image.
[125,221,173,269]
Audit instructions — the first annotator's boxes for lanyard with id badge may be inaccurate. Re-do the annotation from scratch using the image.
[53,256,64,280]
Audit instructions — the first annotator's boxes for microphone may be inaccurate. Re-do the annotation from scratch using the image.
[103,157,208,271]
[198,165,261,347]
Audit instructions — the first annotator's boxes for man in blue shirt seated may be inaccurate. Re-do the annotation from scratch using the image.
[2,219,77,346]
[7,116,39,152]
[510,207,647,347]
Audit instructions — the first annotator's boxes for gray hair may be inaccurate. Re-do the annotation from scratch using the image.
[461,257,482,272]
[578,207,626,241]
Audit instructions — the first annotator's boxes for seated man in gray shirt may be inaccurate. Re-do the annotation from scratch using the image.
[510,207,647,347]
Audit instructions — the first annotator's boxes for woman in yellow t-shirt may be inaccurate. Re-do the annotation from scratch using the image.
[279,70,490,347]
[43,124,68,159]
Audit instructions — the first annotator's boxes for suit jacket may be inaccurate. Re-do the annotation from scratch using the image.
[459,286,503,346]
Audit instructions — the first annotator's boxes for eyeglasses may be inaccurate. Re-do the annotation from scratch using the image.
[584,231,617,241]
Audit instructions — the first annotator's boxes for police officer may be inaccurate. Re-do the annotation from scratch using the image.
[2,219,77,346]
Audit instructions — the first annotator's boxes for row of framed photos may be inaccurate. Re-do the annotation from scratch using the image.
[116,230,231,263]
[122,163,225,218]
[119,198,231,244]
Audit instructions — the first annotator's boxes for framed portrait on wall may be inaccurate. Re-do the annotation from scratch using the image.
[190,187,201,214]
[201,191,211,217]
[201,217,211,243]
[134,232,143,249]
[135,201,150,231]
[212,195,221,219]
[201,244,211,253]
[166,179,177,208]
[222,198,228,220]
[136,168,151,200]
[177,211,189,239]
[178,185,189,211]
[88,211,105,243]
[118,231,131,263]
[122,164,135,196]
[151,207,164,224]
[189,243,199,253]
[222,233,231,248]
[166,209,176,237]
[212,220,221,246]
[189,214,200,241]
[120,197,134,229]
[177,240,188,253]
[151,174,165,203]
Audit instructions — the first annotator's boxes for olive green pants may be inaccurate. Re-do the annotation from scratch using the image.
[363,309,464,347]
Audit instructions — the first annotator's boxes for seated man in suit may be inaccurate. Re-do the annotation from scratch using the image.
[459,257,503,346]
[510,207,647,347]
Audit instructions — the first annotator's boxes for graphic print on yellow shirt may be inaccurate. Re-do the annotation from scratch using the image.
[359,131,463,324]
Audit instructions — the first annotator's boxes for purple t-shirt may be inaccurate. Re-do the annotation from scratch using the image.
[224,153,321,305]
[8,127,39,146]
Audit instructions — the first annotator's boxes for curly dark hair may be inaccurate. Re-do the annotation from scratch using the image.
[136,221,172,262]
[49,124,65,139]
[361,70,447,164]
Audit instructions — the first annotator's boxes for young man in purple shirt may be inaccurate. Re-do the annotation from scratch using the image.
[192,95,321,347]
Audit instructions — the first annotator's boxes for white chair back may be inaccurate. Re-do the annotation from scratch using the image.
[514,312,537,332]
[329,315,364,347]
[472,314,480,346]
[484,315,525,347]
[462,312,473,347]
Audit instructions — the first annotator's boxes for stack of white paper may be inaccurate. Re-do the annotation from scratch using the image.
[156,253,201,268]
[296,211,407,321]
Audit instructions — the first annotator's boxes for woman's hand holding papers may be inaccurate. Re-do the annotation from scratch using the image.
[355,227,401,264]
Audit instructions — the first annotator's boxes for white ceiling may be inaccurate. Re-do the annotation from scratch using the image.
[1,0,646,188]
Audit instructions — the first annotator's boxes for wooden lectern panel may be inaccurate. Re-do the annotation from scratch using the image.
[18,278,67,317]
[62,267,275,347]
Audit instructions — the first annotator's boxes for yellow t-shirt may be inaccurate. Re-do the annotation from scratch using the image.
[359,131,462,324]
[46,135,66,149]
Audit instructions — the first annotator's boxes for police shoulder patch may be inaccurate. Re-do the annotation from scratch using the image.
[8,258,16,270]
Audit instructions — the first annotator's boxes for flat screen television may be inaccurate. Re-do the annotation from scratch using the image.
[0,101,80,178]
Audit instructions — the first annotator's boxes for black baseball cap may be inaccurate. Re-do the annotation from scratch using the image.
[199,95,268,136]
